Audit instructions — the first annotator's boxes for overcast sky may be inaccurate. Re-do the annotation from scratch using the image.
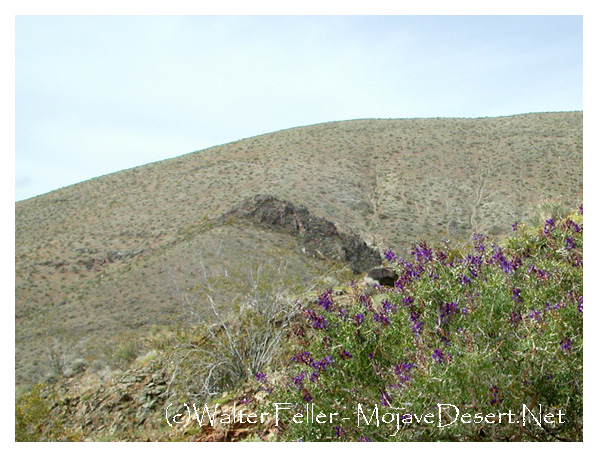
[15,15,583,201]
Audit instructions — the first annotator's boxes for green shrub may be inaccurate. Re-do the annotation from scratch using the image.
[15,384,79,441]
[262,208,583,441]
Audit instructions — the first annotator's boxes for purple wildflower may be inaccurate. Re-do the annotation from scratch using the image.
[359,294,373,312]
[512,222,519,231]
[394,361,416,385]
[255,371,267,382]
[353,313,365,326]
[401,296,414,307]
[432,348,452,364]
[560,338,572,352]
[491,246,513,274]
[382,299,397,314]
[410,312,424,336]
[509,310,522,325]
[544,218,555,236]
[512,288,523,303]
[545,301,565,311]
[385,249,398,263]
[339,349,352,360]
[333,425,346,437]
[291,350,314,366]
[528,308,542,321]
[565,237,576,250]
[566,219,582,233]
[472,232,487,252]
[292,372,306,389]
[317,290,334,311]
[490,386,503,406]
[374,311,391,327]
[311,355,335,372]
[304,309,329,330]
[439,301,459,325]
[411,241,433,263]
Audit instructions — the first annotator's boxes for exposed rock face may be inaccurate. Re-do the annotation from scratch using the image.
[220,194,381,273]
[366,267,399,287]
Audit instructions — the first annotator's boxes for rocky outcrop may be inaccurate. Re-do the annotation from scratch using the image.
[366,267,399,287]
[220,195,381,273]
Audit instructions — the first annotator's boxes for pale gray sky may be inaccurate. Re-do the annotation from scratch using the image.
[15,15,583,201]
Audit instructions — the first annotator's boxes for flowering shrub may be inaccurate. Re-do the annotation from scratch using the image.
[263,209,583,441]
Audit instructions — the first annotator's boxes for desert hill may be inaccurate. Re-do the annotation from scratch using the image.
[15,112,583,386]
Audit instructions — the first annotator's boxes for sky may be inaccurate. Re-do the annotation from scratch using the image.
[14,14,583,201]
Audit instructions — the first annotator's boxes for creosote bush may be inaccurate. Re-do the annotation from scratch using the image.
[261,207,583,441]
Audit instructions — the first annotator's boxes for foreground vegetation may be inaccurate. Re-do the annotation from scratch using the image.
[257,207,583,441]
[16,206,583,441]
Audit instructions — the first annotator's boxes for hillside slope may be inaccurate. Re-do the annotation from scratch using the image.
[15,112,583,385]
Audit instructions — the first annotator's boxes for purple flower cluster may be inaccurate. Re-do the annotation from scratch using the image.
[385,249,398,263]
[544,218,555,236]
[333,425,346,438]
[411,241,434,263]
[373,311,391,327]
[311,355,335,372]
[489,385,503,406]
[410,312,424,336]
[560,338,572,352]
[382,299,397,314]
[304,308,329,330]
[401,296,414,307]
[545,301,566,311]
[432,348,452,364]
[466,254,483,277]
[317,290,334,311]
[490,246,517,274]
[512,288,523,303]
[255,371,267,382]
[353,313,365,326]
[458,274,471,286]
[509,310,522,325]
[566,219,582,233]
[472,232,487,252]
[439,301,459,326]
[338,349,353,360]
[528,264,551,281]
[393,361,416,385]
[528,308,542,321]
[291,350,314,365]
[292,371,306,388]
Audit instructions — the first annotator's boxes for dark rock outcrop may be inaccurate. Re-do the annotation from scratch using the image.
[220,194,381,272]
[367,267,399,287]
